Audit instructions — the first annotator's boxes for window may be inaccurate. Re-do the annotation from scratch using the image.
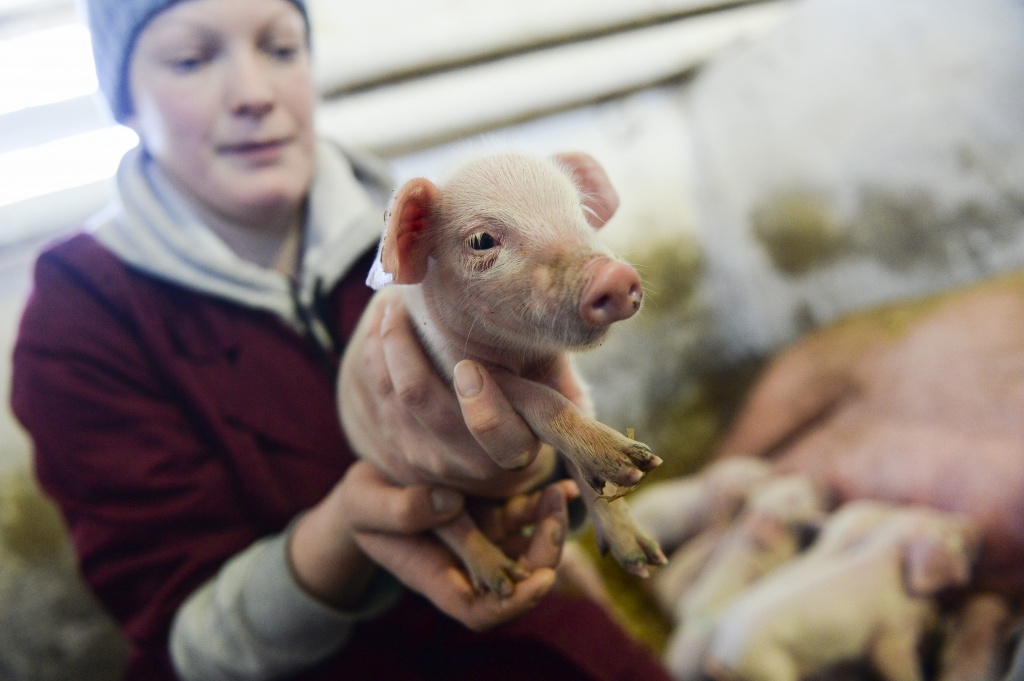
[1,0,136,246]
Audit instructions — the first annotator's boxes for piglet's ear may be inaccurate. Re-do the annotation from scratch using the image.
[903,534,971,596]
[380,177,439,285]
[553,151,620,228]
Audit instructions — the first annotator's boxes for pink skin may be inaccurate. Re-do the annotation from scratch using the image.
[580,259,644,327]
[359,151,666,595]
[715,276,1024,598]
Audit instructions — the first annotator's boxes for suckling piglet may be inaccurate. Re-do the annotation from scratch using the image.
[704,503,978,681]
[663,475,826,681]
[359,150,667,596]
[631,458,773,555]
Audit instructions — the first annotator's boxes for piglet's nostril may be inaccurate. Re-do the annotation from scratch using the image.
[629,284,642,310]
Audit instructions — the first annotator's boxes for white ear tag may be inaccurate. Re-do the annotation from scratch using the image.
[365,232,393,290]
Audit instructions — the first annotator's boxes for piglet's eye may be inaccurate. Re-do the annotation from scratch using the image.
[468,233,497,251]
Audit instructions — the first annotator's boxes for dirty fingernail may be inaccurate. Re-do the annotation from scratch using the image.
[507,450,532,471]
[533,571,557,602]
[431,488,462,515]
[454,361,482,398]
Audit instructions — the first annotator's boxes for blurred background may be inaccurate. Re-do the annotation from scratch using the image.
[5,0,1024,676]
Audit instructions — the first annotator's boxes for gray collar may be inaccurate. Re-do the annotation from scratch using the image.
[90,140,390,331]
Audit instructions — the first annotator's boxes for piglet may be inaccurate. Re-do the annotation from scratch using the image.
[704,503,978,681]
[631,458,773,555]
[361,150,666,596]
[664,475,826,681]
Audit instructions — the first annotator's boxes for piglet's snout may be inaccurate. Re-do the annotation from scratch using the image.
[580,258,643,327]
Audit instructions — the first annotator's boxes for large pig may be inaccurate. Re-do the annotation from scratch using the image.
[347,150,666,596]
[714,274,1024,598]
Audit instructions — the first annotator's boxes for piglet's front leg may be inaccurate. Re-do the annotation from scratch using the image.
[493,373,662,497]
[493,373,666,574]
[570,462,668,576]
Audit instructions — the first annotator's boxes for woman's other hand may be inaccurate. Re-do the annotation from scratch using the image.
[292,460,578,631]
[355,465,579,631]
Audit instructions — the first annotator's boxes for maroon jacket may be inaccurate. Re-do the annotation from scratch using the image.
[11,233,671,681]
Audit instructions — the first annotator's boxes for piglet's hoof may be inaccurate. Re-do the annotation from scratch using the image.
[625,440,662,472]
[466,551,531,598]
[440,516,531,597]
[599,523,668,578]
[593,502,668,577]
[577,437,663,498]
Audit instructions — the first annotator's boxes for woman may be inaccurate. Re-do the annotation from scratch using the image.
[10,0,673,679]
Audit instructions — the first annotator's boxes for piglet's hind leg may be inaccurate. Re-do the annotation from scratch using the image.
[434,512,530,597]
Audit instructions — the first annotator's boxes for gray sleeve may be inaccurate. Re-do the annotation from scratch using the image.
[169,527,402,681]
[1006,637,1024,681]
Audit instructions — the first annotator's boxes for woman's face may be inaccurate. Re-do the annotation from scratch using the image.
[126,0,316,227]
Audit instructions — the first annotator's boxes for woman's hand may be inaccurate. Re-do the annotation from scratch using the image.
[338,287,560,497]
[288,460,464,610]
[291,460,578,631]
[354,465,579,631]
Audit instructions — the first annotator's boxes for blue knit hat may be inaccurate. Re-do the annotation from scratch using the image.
[82,0,309,123]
